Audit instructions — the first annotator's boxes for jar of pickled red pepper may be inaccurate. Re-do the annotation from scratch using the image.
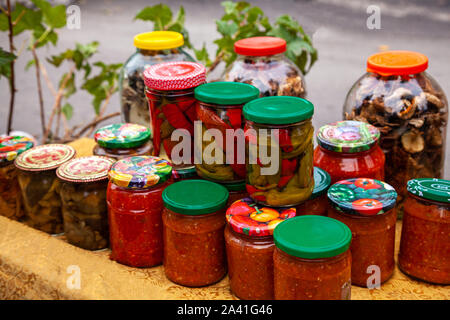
[314,120,385,184]
[327,178,397,287]
[296,167,331,216]
[57,156,114,250]
[171,166,198,182]
[120,31,194,127]
[194,82,260,182]
[144,61,206,169]
[162,179,229,287]
[273,215,352,300]
[399,178,450,284]
[222,36,306,98]
[107,156,172,267]
[243,96,314,207]
[14,144,76,234]
[93,123,153,161]
[223,181,248,207]
[225,197,296,300]
[0,136,34,221]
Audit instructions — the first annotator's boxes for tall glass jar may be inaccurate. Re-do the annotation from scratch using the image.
[120,31,194,127]
[296,167,331,216]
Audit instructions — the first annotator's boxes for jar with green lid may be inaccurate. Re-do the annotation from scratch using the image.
[273,215,352,300]
[223,181,249,207]
[57,156,114,250]
[194,82,260,183]
[296,167,331,216]
[243,96,314,207]
[93,123,153,161]
[120,31,194,127]
[162,180,229,287]
[171,166,198,182]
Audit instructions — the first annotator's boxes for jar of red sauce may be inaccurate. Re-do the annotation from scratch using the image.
[399,178,450,284]
[327,178,397,287]
[273,215,352,300]
[162,179,229,287]
[107,156,172,267]
[225,197,296,300]
[223,181,248,207]
[314,120,385,184]
[296,167,331,216]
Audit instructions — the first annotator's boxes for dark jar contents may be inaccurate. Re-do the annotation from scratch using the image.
[171,166,198,182]
[296,167,331,216]
[223,181,248,207]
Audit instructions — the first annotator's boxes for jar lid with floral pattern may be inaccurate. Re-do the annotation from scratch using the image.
[57,156,115,183]
[0,136,34,164]
[14,144,76,172]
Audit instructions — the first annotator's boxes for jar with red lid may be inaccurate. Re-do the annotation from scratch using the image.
[222,36,306,98]
[223,181,248,207]
[225,197,296,300]
[327,178,397,287]
[399,178,450,284]
[162,179,229,287]
[313,120,385,184]
[296,167,331,216]
[107,156,172,267]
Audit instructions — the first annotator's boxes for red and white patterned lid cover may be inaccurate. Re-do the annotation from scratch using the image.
[14,144,76,171]
[56,156,115,183]
[143,61,206,91]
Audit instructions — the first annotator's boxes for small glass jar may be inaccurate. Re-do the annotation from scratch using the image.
[0,136,34,220]
[162,180,228,287]
[171,166,198,182]
[296,167,331,216]
[107,156,172,267]
[243,96,314,207]
[223,181,248,207]
[225,197,296,300]
[120,31,194,127]
[14,144,76,234]
[93,123,153,161]
[313,120,385,184]
[57,156,114,250]
[273,215,352,300]
[399,178,450,284]
[222,37,306,98]
[327,178,397,287]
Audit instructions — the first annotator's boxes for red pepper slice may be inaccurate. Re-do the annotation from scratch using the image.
[177,98,197,112]
[162,103,194,135]
[274,129,293,153]
[277,175,293,188]
[185,104,197,123]
[246,184,267,202]
[281,158,298,176]
[230,163,246,178]
[152,118,163,156]
[226,109,242,129]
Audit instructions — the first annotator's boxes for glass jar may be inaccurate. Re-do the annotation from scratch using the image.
[194,82,260,183]
[399,178,450,284]
[162,180,228,287]
[343,51,448,207]
[107,156,172,267]
[296,167,331,216]
[0,136,34,220]
[171,166,198,182]
[243,96,314,206]
[327,178,397,287]
[313,120,385,184]
[120,31,194,127]
[57,156,114,250]
[93,123,152,161]
[222,37,306,98]
[223,181,248,207]
[14,144,76,234]
[273,215,352,300]
[225,197,296,300]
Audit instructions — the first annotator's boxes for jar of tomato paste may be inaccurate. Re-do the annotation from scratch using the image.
[107,156,172,267]
[296,167,331,216]
[162,179,229,287]
[273,215,352,300]
[399,178,450,284]
[223,181,248,207]
[0,136,34,221]
[243,96,314,207]
[225,197,296,300]
[314,120,385,184]
[327,178,397,287]
[171,166,198,182]
[93,123,153,161]
[194,82,259,182]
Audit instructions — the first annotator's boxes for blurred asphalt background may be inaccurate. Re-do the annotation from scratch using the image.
[1,0,449,176]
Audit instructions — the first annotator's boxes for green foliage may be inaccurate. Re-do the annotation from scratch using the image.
[0,48,16,79]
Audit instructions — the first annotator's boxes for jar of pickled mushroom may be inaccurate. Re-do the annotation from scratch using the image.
[225,197,296,300]
[57,156,114,250]
[296,167,331,216]
[107,156,172,267]
[120,31,194,127]
[162,180,228,287]
[93,123,153,161]
[14,144,76,234]
[171,166,198,182]
[223,181,248,207]
[343,51,448,208]
[243,96,314,207]
[0,136,34,221]
[222,36,306,98]
[399,178,450,284]
[273,215,352,300]
[194,82,260,183]
[327,178,397,287]
[313,120,385,184]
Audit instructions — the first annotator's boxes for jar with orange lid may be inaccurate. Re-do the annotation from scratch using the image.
[296,167,331,216]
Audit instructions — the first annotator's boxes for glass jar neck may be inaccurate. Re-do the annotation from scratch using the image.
[109,180,169,192]
[146,86,196,98]
[228,225,274,243]
[408,192,450,208]
[137,47,181,56]
[318,144,377,157]
[276,246,349,263]
[238,53,284,60]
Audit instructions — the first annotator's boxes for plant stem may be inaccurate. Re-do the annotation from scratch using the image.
[76,112,120,138]
[6,0,15,134]
[84,87,114,137]
[207,51,224,74]
[31,47,46,136]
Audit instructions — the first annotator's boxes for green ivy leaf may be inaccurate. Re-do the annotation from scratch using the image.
[32,0,67,29]
[135,4,172,29]
[216,20,238,37]
[0,48,16,79]
[61,103,73,120]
